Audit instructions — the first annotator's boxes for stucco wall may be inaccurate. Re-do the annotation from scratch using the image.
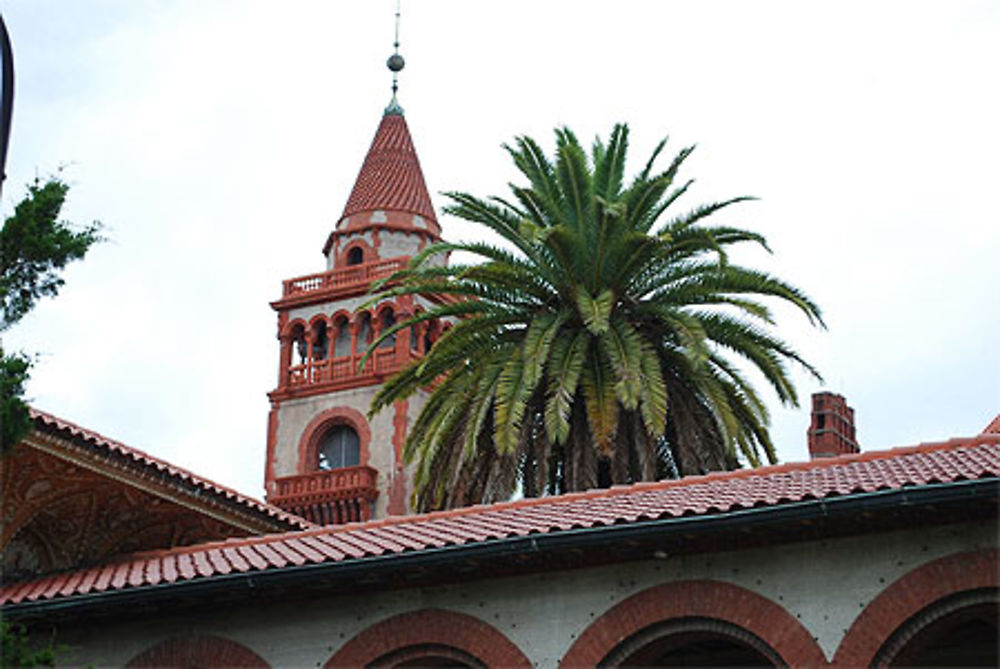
[273,387,429,519]
[55,520,996,667]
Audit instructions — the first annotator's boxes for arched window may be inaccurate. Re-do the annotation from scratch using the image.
[317,425,361,470]
[876,590,998,667]
[347,246,364,265]
[601,618,781,667]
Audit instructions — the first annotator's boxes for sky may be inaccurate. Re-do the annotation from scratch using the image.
[4,1,998,500]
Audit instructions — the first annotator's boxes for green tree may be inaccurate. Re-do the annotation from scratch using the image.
[0,617,59,667]
[0,176,101,453]
[369,125,823,511]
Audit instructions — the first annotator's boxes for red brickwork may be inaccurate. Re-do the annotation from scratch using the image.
[126,635,267,667]
[808,391,859,458]
[324,608,530,667]
[560,580,826,667]
[833,549,999,666]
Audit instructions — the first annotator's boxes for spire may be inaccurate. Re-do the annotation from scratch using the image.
[338,112,437,227]
[385,0,405,116]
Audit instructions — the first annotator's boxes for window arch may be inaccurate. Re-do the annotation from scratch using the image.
[317,424,361,470]
[562,580,825,667]
[600,617,781,667]
[127,635,267,668]
[835,549,999,666]
[297,407,371,475]
[875,589,998,667]
[324,609,530,668]
[347,245,364,265]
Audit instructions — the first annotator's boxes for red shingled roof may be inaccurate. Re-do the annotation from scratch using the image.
[982,414,1000,435]
[3,434,997,606]
[27,408,312,531]
[340,112,437,224]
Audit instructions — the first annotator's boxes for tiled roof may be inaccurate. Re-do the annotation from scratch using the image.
[340,112,437,224]
[27,409,312,531]
[982,414,1000,435]
[3,434,997,607]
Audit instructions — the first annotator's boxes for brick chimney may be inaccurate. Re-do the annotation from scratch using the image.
[807,392,860,459]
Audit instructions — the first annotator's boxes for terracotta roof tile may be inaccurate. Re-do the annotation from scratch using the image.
[983,414,1000,435]
[3,436,997,607]
[222,547,252,572]
[27,408,312,531]
[340,113,437,224]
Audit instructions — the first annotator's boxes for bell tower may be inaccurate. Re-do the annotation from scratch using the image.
[264,30,445,523]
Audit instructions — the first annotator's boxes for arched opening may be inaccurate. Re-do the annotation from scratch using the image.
[324,609,531,668]
[424,319,441,354]
[410,309,424,352]
[347,246,364,265]
[356,312,373,355]
[317,424,361,470]
[127,635,267,668]
[379,308,397,349]
[369,643,485,668]
[600,618,781,668]
[311,320,329,361]
[875,590,998,667]
[290,323,307,366]
[333,314,351,358]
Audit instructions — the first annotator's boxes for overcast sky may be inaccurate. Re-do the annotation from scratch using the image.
[4,1,998,499]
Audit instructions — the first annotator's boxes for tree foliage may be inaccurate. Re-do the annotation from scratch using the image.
[0,176,101,453]
[369,124,823,511]
[0,617,60,667]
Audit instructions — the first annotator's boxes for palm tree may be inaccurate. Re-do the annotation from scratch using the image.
[368,124,823,511]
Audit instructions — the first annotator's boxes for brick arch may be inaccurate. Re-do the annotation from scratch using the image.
[307,313,330,330]
[833,549,998,667]
[126,635,267,668]
[297,406,372,474]
[330,309,353,326]
[338,239,375,267]
[282,318,307,337]
[324,608,531,668]
[560,579,826,667]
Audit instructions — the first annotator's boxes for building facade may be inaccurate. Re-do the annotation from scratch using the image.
[2,99,998,666]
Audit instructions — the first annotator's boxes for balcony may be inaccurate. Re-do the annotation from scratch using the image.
[284,346,420,393]
[270,466,378,526]
[281,258,407,299]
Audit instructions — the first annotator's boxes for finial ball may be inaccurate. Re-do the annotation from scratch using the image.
[387,54,405,72]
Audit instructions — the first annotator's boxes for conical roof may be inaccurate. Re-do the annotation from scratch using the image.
[340,111,437,224]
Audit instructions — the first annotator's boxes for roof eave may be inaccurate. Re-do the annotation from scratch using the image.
[6,477,996,621]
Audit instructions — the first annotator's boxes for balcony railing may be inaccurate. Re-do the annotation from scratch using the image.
[282,258,407,298]
[287,346,418,388]
[270,466,378,526]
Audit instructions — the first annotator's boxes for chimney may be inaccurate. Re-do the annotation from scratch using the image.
[807,392,860,459]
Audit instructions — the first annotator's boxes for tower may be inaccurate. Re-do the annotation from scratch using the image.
[264,35,444,524]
